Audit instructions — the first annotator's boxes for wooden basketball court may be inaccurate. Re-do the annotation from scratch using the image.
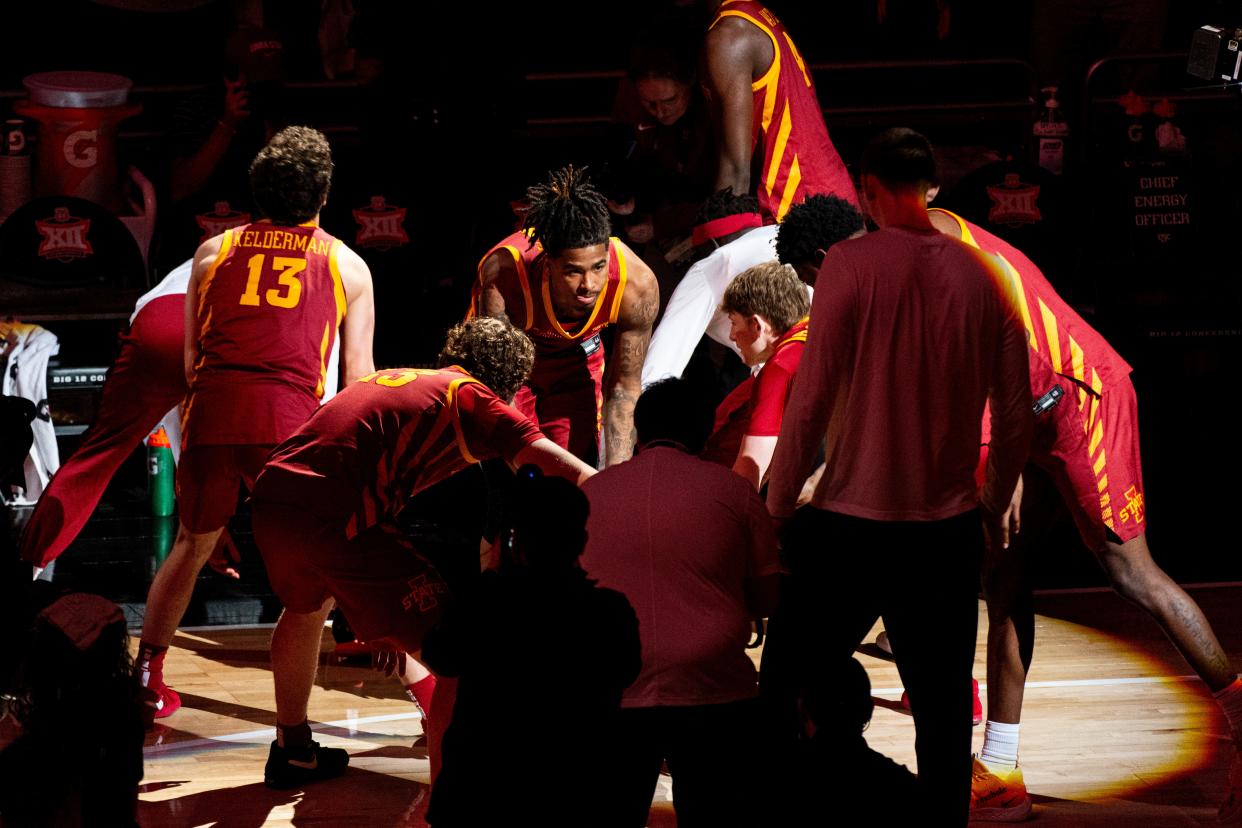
[136,584,1242,826]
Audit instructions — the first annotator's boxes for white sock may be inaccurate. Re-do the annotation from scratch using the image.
[980,720,1021,769]
[1213,677,1242,738]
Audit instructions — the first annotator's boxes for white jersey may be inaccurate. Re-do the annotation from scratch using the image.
[1,322,60,503]
[642,225,809,387]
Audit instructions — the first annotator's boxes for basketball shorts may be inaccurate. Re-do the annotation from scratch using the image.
[253,497,451,654]
[514,338,605,464]
[176,444,273,533]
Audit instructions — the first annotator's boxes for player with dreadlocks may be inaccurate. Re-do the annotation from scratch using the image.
[471,165,659,466]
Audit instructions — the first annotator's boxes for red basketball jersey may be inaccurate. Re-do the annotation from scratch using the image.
[932,209,1133,401]
[710,0,858,220]
[261,366,543,537]
[184,221,347,447]
[470,231,629,356]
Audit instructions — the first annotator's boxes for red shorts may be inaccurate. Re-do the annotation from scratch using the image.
[515,338,605,464]
[252,498,451,653]
[176,444,272,533]
[982,371,1146,550]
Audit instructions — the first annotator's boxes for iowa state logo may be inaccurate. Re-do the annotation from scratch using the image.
[986,173,1042,228]
[35,207,93,262]
[196,201,251,244]
[353,196,408,251]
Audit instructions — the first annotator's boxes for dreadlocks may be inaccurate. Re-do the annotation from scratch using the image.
[775,194,865,269]
[696,188,760,224]
[523,165,612,256]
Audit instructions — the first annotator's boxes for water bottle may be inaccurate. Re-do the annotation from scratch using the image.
[146,425,175,517]
[1034,87,1069,175]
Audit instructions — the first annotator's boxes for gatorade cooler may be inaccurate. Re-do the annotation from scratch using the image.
[14,72,140,213]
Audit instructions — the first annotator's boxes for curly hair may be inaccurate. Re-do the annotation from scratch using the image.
[721,261,809,333]
[438,317,535,402]
[249,126,333,225]
[523,165,612,256]
[775,194,865,269]
[696,187,761,224]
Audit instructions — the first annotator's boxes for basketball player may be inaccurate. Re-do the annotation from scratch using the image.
[702,260,809,490]
[136,126,376,723]
[926,207,1242,823]
[252,317,595,788]
[470,166,659,466]
[701,0,858,220]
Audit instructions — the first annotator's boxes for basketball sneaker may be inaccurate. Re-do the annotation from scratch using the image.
[264,740,350,789]
[140,684,181,728]
[1221,747,1242,824]
[899,679,983,726]
[970,756,1032,822]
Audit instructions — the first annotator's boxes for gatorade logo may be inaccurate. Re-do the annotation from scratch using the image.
[353,196,408,251]
[63,129,98,169]
[35,207,93,262]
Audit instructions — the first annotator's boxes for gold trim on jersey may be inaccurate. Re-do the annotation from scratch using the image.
[714,8,781,131]
[327,238,348,327]
[609,242,629,325]
[539,238,617,342]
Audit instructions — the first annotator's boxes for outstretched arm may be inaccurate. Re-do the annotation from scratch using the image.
[704,18,765,196]
[511,437,596,487]
[602,243,659,466]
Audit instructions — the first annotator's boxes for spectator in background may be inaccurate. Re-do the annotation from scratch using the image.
[423,475,640,828]
[606,10,715,251]
[581,378,781,828]
[0,590,144,827]
[156,27,288,273]
[701,261,810,490]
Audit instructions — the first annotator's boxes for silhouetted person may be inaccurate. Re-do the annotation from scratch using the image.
[0,591,144,827]
[773,658,918,826]
[581,378,781,828]
[423,474,641,828]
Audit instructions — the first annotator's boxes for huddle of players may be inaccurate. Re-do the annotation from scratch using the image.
[21,0,1242,822]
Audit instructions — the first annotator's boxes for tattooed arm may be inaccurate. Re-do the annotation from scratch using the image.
[472,251,511,322]
[602,241,659,466]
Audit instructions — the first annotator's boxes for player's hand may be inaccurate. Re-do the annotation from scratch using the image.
[371,648,408,678]
[207,530,241,579]
[1001,474,1023,541]
[222,75,251,127]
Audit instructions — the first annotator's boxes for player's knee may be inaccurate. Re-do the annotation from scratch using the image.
[1100,547,1161,607]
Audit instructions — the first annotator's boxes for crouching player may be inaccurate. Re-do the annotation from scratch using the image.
[252,317,595,788]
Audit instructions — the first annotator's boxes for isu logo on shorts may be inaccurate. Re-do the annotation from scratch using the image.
[401,574,448,613]
[353,196,408,251]
[1118,485,1145,525]
[196,201,252,244]
[987,174,1042,228]
[35,207,93,262]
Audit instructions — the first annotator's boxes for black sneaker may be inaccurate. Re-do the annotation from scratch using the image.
[264,740,350,789]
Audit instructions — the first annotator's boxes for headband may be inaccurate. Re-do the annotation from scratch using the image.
[692,213,763,246]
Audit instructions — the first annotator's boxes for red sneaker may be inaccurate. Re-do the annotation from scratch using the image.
[141,684,181,728]
[899,678,983,726]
